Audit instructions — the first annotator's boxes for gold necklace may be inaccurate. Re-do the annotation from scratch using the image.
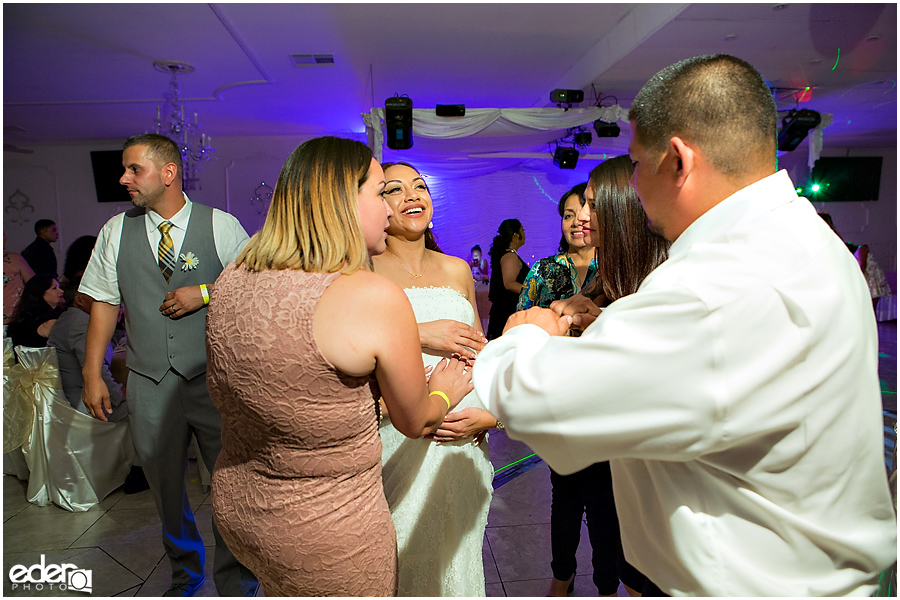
[387,247,427,279]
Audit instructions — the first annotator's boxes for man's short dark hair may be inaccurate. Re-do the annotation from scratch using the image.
[628,54,777,176]
[124,133,183,179]
[63,279,81,307]
[34,219,55,235]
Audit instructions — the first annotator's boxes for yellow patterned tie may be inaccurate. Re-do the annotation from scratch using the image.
[157,221,176,282]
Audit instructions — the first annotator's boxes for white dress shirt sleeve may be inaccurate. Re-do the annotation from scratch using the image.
[473,285,728,475]
[212,209,250,267]
[78,213,125,305]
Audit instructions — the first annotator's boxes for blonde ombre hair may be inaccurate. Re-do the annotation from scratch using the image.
[236,136,373,273]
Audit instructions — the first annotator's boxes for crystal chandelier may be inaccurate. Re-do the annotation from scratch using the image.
[153,61,215,191]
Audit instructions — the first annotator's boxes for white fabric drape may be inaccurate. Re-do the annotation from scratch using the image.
[4,344,134,512]
[360,103,831,268]
[363,105,629,163]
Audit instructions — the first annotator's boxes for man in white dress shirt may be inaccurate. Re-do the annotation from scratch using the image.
[79,134,257,597]
[472,55,896,596]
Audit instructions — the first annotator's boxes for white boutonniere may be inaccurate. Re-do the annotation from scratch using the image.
[180,252,200,271]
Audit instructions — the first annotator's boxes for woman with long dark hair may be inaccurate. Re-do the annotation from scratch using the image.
[584,156,670,304]
[545,155,669,596]
[486,218,529,339]
[518,183,596,311]
[7,273,64,348]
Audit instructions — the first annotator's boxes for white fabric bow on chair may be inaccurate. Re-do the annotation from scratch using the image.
[3,337,30,479]
[11,345,135,512]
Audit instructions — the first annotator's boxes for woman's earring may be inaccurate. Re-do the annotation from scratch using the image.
[428,221,434,229]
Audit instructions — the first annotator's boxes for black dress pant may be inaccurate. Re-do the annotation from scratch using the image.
[641,577,669,597]
[549,461,646,595]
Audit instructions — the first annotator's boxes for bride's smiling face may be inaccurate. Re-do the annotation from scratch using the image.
[383,164,433,238]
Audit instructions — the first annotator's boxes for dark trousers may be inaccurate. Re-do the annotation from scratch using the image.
[641,577,669,597]
[549,462,646,595]
[128,369,258,595]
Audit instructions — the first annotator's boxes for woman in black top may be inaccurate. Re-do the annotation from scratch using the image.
[7,273,64,348]
[486,219,529,340]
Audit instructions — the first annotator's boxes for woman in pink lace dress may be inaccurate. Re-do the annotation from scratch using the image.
[206,137,472,596]
[3,233,35,325]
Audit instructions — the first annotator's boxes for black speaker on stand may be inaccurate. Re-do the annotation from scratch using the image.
[385,95,413,150]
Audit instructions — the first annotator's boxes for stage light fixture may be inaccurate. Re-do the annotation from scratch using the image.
[550,89,584,104]
[553,146,579,169]
[385,95,413,150]
[573,131,592,148]
[777,109,821,152]
[592,119,620,138]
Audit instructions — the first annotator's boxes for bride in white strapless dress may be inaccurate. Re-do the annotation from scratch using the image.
[379,287,494,596]
[372,162,501,596]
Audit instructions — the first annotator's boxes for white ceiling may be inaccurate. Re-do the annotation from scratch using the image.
[4,3,897,157]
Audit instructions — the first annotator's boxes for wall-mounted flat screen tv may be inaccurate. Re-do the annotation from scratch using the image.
[799,156,883,202]
[90,150,130,203]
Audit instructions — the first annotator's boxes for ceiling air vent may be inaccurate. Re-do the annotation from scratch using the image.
[291,54,335,67]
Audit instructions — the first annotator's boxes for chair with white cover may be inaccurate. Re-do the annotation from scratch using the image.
[3,337,30,479]
[4,344,135,511]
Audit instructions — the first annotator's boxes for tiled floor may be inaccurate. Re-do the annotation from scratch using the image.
[4,320,896,597]
[3,437,629,597]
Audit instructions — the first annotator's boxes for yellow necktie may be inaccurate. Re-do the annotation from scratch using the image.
[157,221,175,282]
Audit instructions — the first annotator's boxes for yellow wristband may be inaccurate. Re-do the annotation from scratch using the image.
[429,390,451,410]
[200,284,210,305]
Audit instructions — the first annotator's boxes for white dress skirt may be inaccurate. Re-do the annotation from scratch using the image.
[379,286,494,596]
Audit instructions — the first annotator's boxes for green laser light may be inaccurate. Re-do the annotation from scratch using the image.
[811,184,820,192]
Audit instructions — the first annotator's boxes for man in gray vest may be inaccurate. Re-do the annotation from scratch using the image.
[80,134,258,597]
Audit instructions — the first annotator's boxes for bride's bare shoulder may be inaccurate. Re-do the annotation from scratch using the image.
[430,251,468,274]
[429,252,473,290]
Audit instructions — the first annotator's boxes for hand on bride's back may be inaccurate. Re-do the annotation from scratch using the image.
[427,356,473,412]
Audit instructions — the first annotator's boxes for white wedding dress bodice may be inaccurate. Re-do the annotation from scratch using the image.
[380,286,494,597]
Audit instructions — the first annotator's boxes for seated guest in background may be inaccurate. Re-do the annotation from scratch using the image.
[473,54,896,596]
[518,183,596,312]
[7,273,64,348]
[48,287,127,422]
[61,235,97,287]
[51,284,146,493]
[4,233,35,326]
[206,136,473,596]
[22,218,59,278]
